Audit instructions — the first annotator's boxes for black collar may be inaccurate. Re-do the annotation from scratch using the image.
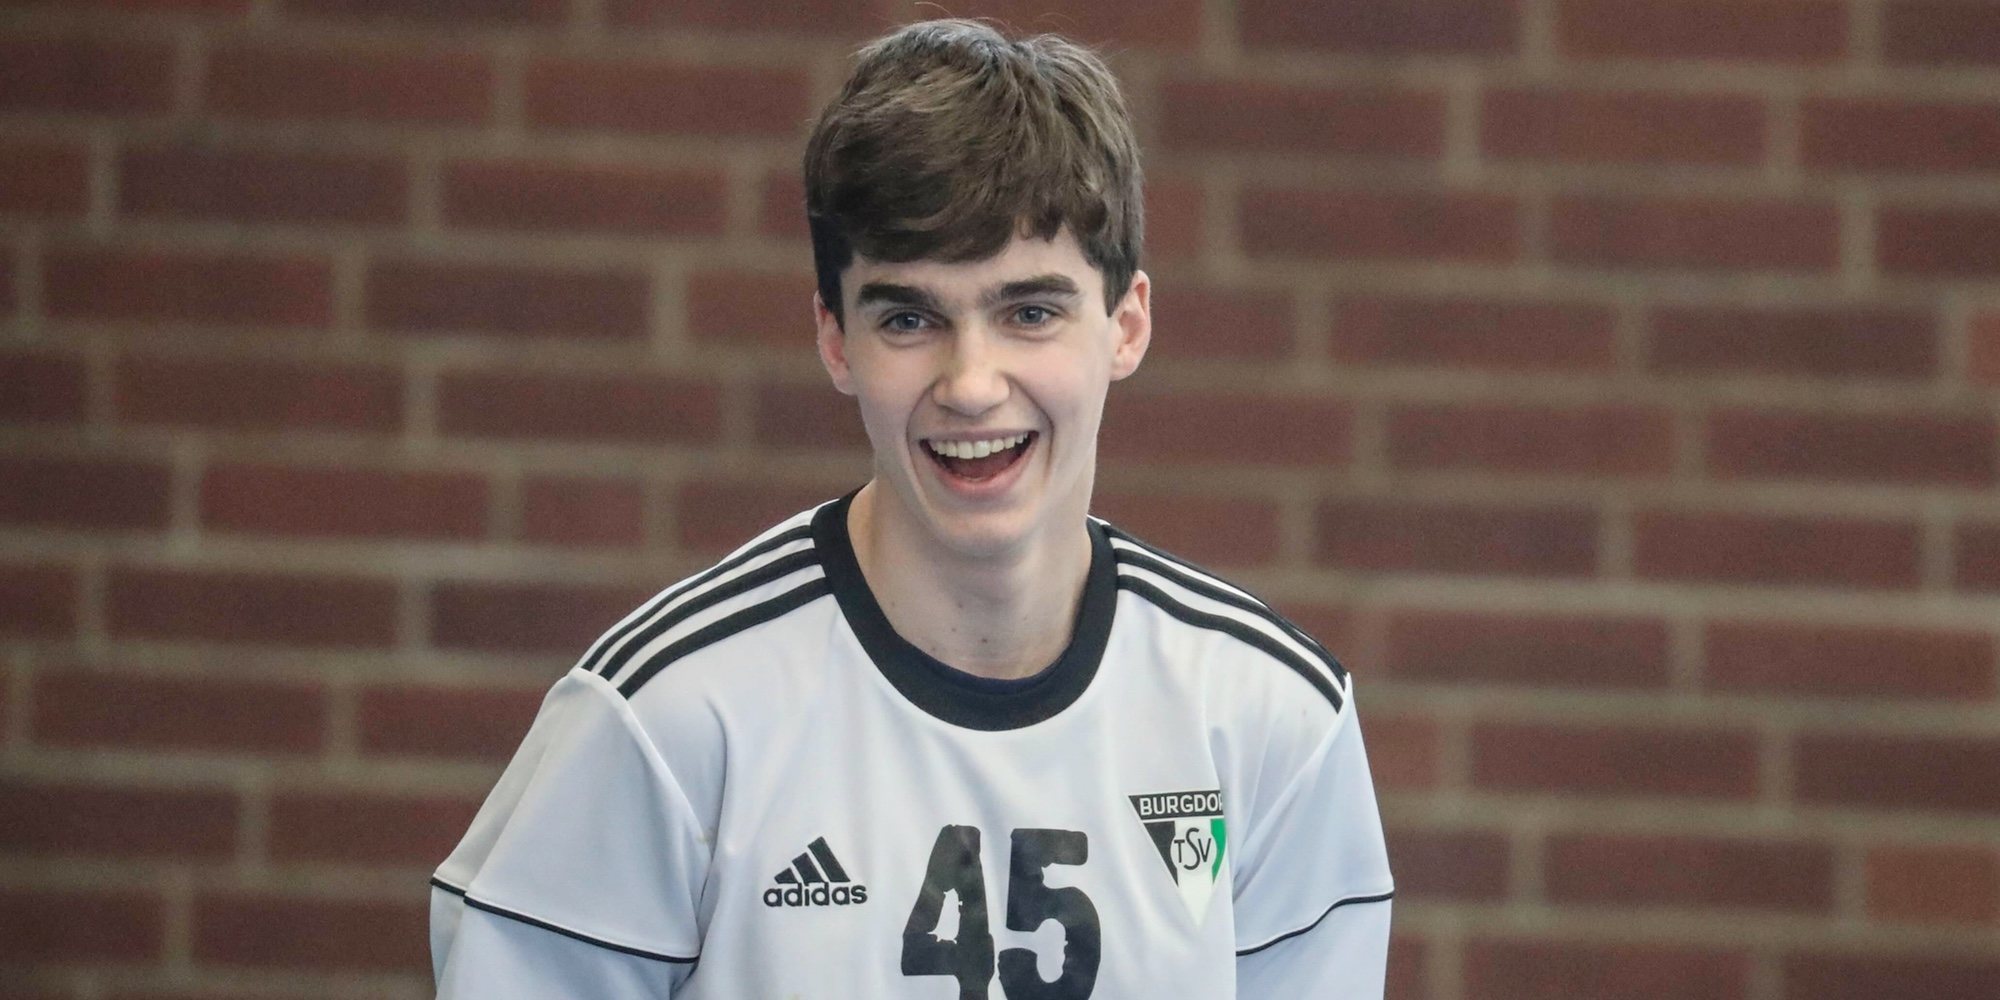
[812,491,1117,731]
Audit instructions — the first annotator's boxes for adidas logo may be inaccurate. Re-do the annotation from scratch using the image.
[762,836,869,908]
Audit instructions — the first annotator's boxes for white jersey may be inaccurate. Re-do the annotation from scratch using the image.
[431,493,1394,999]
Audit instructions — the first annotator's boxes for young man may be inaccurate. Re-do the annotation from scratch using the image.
[431,19,1393,998]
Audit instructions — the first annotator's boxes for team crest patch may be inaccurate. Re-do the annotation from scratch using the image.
[1129,789,1228,924]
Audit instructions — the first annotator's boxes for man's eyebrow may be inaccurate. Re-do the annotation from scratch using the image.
[854,282,942,312]
[981,274,1081,307]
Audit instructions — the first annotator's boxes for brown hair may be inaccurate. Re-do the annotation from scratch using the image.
[803,19,1143,327]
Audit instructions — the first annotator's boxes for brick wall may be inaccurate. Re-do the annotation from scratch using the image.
[1,1,1995,997]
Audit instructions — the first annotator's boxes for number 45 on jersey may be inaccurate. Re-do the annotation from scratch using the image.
[901,826,1099,1000]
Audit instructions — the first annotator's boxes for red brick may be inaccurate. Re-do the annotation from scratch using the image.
[1156,285,1295,360]
[1960,522,2000,592]
[1102,392,1353,467]
[676,479,838,557]
[0,888,163,963]
[1546,833,1833,911]
[524,59,809,137]
[608,0,876,34]
[1317,500,1598,577]
[429,580,656,654]
[1879,206,2000,278]
[280,0,565,25]
[1239,0,1520,56]
[0,564,77,639]
[0,349,88,423]
[522,475,646,549]
[206,43,491,124]
[1359,711,1441,792]
[1551,195,1840,272]
[1795,733,2000,815]
[1384,610,1670,688]
[1387,403,1674,477]
[750,384,867,452]
[46,246,333,328]
[758,170,808,241]
[107,567,399,648]
[10,0,251,10]
[1706,621,1994,701]
[1633,511,1922,589]
[0,37,176,115]
[0,779,238,859]
[1160,80,1445,159]
[1557,0,1846,62]
[1804,99,2000,175]
[886,0,1205,49]
[1647,305,1937,379]
[686,269,818,348]
[367,259,648,340]
[1973,313,2000,385]
[1866,843,1999,925]
[1468,939,1752,1000]
[1242,187,1520,263]
[269,790,480,865]
[34,667,326,754]
[1473,722,1760,799]
[1387,933,1429,1000]
[201,464,489,541]
[1483,88,1765,166]
[1884,2,2000,68]
[1385,827,1510,901]
[116,356,401,433]
[0,455,171,531]
[1146,176,1205,263]
[1706,410,1995,487]
[437,370,722,444]
[356,682,544,760]
[1091,492,1284,570]
[194,891,426,971]
[1783,953,2000,1000]
[1332,297,1616,372]
[443,158,726,237]
[120,145,405,226]
[0,139,89,216]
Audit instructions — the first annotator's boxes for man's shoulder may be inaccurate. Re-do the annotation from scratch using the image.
[1096,518,1352,717]
[576,501,840,702]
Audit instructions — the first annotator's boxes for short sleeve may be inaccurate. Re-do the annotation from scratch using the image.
[431,667,711,993]
[1230,693,1394,956]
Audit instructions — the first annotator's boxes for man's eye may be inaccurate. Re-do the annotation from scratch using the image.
[882,312,927,333]
[1014,305,1053,326]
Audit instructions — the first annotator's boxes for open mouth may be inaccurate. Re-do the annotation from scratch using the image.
[923,432,1036,483]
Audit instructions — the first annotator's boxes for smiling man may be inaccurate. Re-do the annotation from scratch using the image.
[431,19,1393,999]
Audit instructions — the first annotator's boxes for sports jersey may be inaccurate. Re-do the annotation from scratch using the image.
[431,492,1394,998]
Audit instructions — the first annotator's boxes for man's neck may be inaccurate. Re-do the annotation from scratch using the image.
[848,482,1093,681]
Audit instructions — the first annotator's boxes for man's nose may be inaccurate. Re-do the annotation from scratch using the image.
[932,328,1009,416]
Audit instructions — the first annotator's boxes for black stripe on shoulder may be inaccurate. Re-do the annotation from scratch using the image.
[617,576,834,698]
[596,546,820,681]
[582,523,813,675]
[1109,544,1348,687]
[1235,890,1394,957]
[1116,575,1344,712]
[430,876,698,964]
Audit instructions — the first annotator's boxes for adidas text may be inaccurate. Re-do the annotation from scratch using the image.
[764,883,868,907]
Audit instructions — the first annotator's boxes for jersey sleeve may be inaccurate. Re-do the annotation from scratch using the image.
[1231,692,1395,997]
[431,667,710,998]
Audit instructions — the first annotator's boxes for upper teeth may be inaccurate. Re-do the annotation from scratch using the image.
[928,434,1029,459]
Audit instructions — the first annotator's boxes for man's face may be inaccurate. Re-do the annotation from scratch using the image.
[814,229,1150,560]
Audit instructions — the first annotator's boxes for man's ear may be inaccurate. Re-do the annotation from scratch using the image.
[1108,270,1152,381]
[814,292,856,396]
